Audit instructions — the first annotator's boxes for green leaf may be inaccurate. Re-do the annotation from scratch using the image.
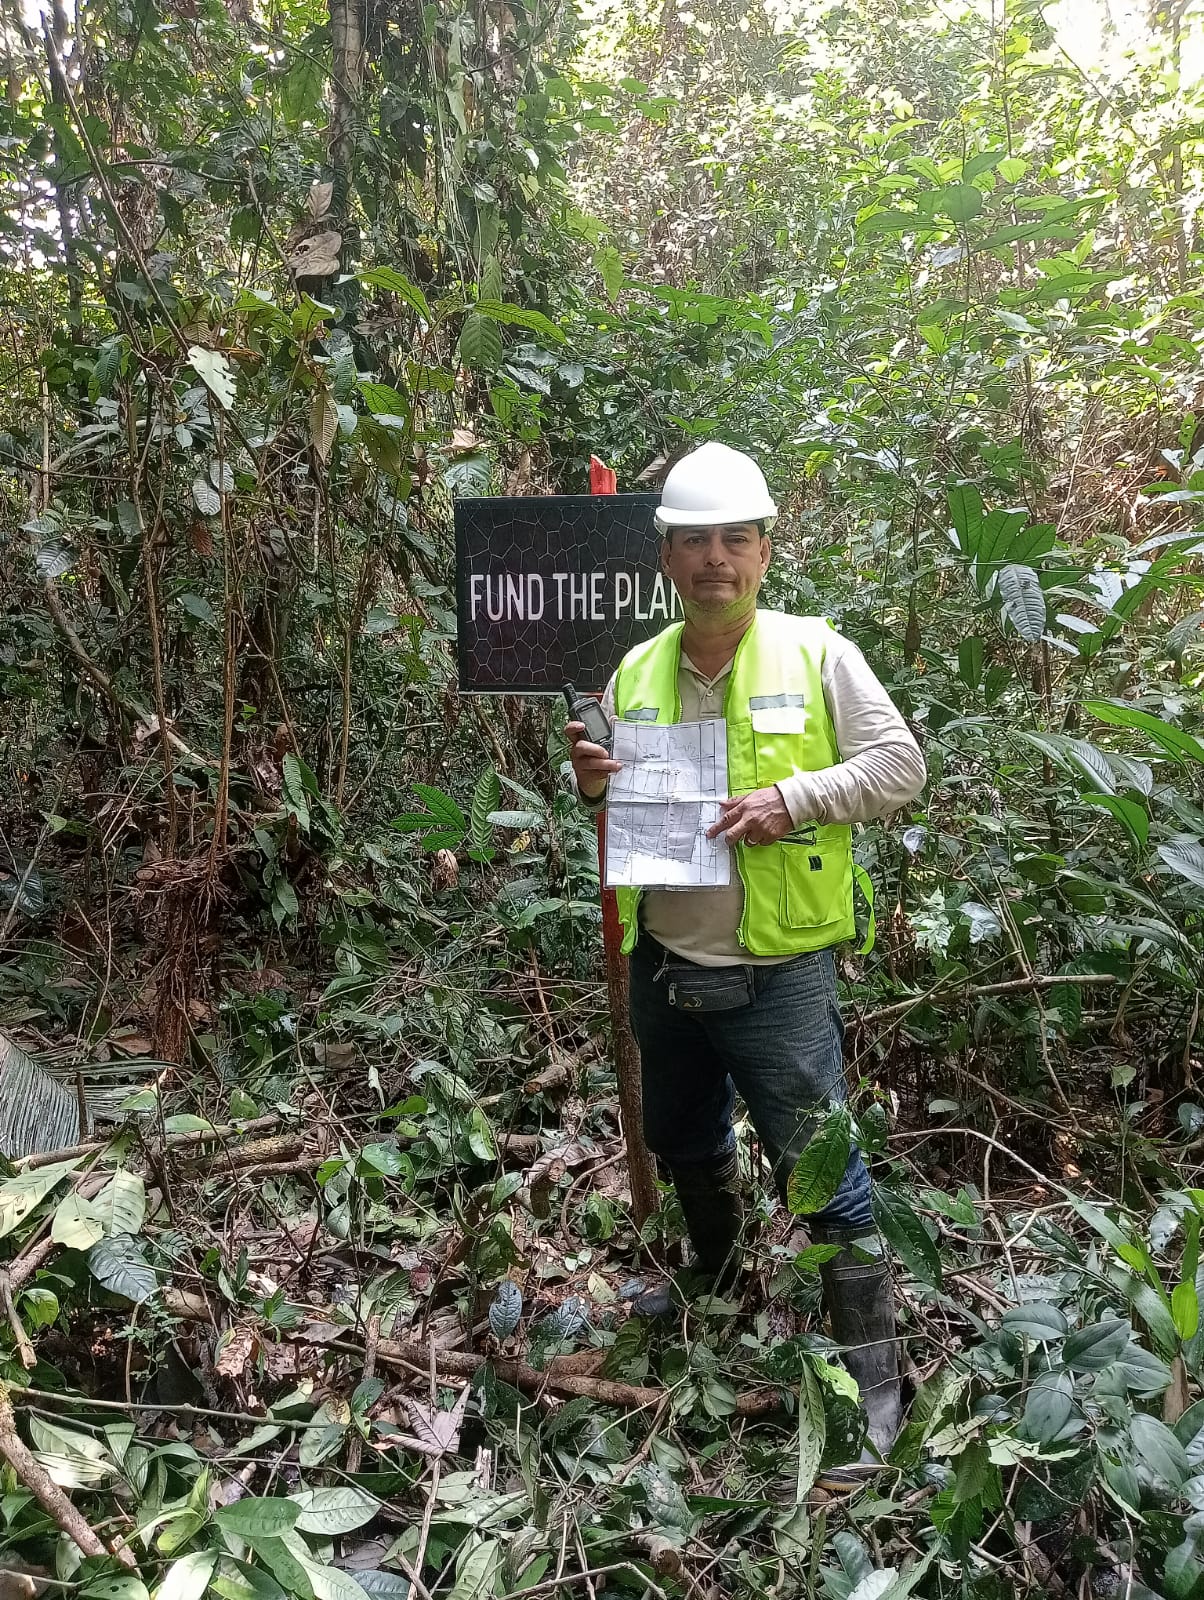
[0,1159,83,1239]
[1127,1277,1179,1357]
[297,1399,351,1469]
[459,314,502,370]
[282,753,312,831]
[52,1191,104,1250]
[1001,1302,1068,1341]
[1131,1412,1189,1490]
[786,1107,852,1215]
[595,244,624,299]
[447,1535,500,1600]
[1175,1281,1201,1341]
[1022,1370,1074,1443]
[358,268,432,322]
[998,156,1028,181]
[935,183,984,223]
[872,1186,942,1286]
[355,1577,412,1598]
[796,1356,827,1500]
[282,44,326,125]
[412,783,467,832]
[470,768,501,858]
[1159,840,1204,891]
[81,1578,151,1600]
[359,382,409,419]
[466,1107,496,1162]
[473,299,565,343]
[998,563,1046,641]
[292,1485,378,1534]
[88,1234,157,1302]
[1083,793,1149,851]
[187,346,236,410]
[957,636,984,690]
[252,1538,316,1600]
[948,483,984,558]
[92,1169,146,1236]
[158,1551,218,1600]
[1063,1318,1131,1371]
[215,1497,302,1538]
[1085,701,1204,766]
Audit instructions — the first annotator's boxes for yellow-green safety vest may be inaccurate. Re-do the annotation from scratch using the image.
[612,609,874,957]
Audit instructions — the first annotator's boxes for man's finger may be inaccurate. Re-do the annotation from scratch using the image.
[706,805,743,840]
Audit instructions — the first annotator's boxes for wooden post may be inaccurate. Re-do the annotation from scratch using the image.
[590,456,658,1230]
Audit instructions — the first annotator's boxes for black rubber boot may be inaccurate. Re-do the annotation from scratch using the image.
[813,1226,902,1459]
[633,1152,744,1317]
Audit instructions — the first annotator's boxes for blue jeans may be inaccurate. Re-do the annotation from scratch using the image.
[629,936,874,1233]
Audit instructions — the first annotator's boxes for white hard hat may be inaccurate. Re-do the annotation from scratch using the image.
[655,441,778,532]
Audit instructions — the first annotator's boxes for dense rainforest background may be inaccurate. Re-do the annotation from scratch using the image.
[2,0,1204,1593]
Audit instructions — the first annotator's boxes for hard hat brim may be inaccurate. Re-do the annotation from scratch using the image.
[654,507,778,532]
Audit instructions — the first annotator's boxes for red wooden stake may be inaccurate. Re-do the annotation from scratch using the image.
[589,455,657,1230]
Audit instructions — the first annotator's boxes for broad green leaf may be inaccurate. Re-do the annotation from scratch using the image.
[872,1186,942,1286]
[787,1107,852,1215]
[251,1537,315,1599]
[282,754,312,831]
[82,1578,151,1600]
[1159,840,1204,891]
[215,1497,302,1538]
[1083,793,1149,851]
[92,1169,146,1236]
[459,314,502,370]
[1022,1370,1074,1443]
[358,267,432,322]
[1063,1319,1131,1371]
[474,299,566,344]
[998,562,1046,641]
[935,183,984,223]
[1085,701,1204,766]
[156,1550,217,1600]
[595,244,624,299]
[0,1159,83,1239]
[948,483,983,558]
[957,635,984,689]
[281,39,326,126]
[998,156,1028,181]
[1000,1302,1068,1341]
[291,1484,377,1534]
[187,346,236,410]
[470,767,501,858]
[52,1191,104,1250]
[447,1536,500,1600]
[355,1576,411,1598]
[88,1234,158,1303]
[412,783,467,832]
[359,382,409,419]
[1131,1413,1189,1490]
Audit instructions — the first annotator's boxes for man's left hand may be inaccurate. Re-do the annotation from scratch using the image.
[707,786,794,847]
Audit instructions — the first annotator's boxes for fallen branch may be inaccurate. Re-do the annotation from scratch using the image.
[859,971,1118,1027]
[0,1386,138,1570]
[0,1272,35,1370]
[15,1113,285,1171]
[357,1336,781,1417]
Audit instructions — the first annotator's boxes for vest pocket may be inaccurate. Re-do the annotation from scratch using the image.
[750,709,808,787]
[780,835,848,930]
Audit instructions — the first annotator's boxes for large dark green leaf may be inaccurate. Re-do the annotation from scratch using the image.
[786,1107,852,1215]
[872,1186,942,1287]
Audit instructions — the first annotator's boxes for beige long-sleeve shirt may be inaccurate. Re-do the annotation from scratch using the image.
[581,630,926,966]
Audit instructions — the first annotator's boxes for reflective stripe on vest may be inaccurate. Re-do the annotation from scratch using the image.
[612,610,861,957]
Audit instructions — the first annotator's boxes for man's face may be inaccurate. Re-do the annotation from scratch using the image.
[661,522,771,617]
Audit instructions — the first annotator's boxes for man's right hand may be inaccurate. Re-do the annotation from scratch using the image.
[566,721,621,801]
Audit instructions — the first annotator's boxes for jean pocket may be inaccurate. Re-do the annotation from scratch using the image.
[664,964,755,1013]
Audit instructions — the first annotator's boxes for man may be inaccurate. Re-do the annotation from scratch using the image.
[566,441,926,1457]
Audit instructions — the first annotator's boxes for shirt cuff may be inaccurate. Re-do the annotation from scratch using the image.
[777,776,821,829]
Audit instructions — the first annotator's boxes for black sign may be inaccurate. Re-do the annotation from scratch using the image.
[455,494,680,693]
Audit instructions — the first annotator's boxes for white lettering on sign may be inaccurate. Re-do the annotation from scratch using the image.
[469,570,681,623]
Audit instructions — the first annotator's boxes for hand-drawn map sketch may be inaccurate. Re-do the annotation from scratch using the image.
[604,720,731,889]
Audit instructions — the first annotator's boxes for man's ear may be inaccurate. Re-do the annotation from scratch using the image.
[660,534,673,574]
[760,534,772,573]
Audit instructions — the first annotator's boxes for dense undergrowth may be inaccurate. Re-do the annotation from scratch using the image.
[2,0,1204,1592]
